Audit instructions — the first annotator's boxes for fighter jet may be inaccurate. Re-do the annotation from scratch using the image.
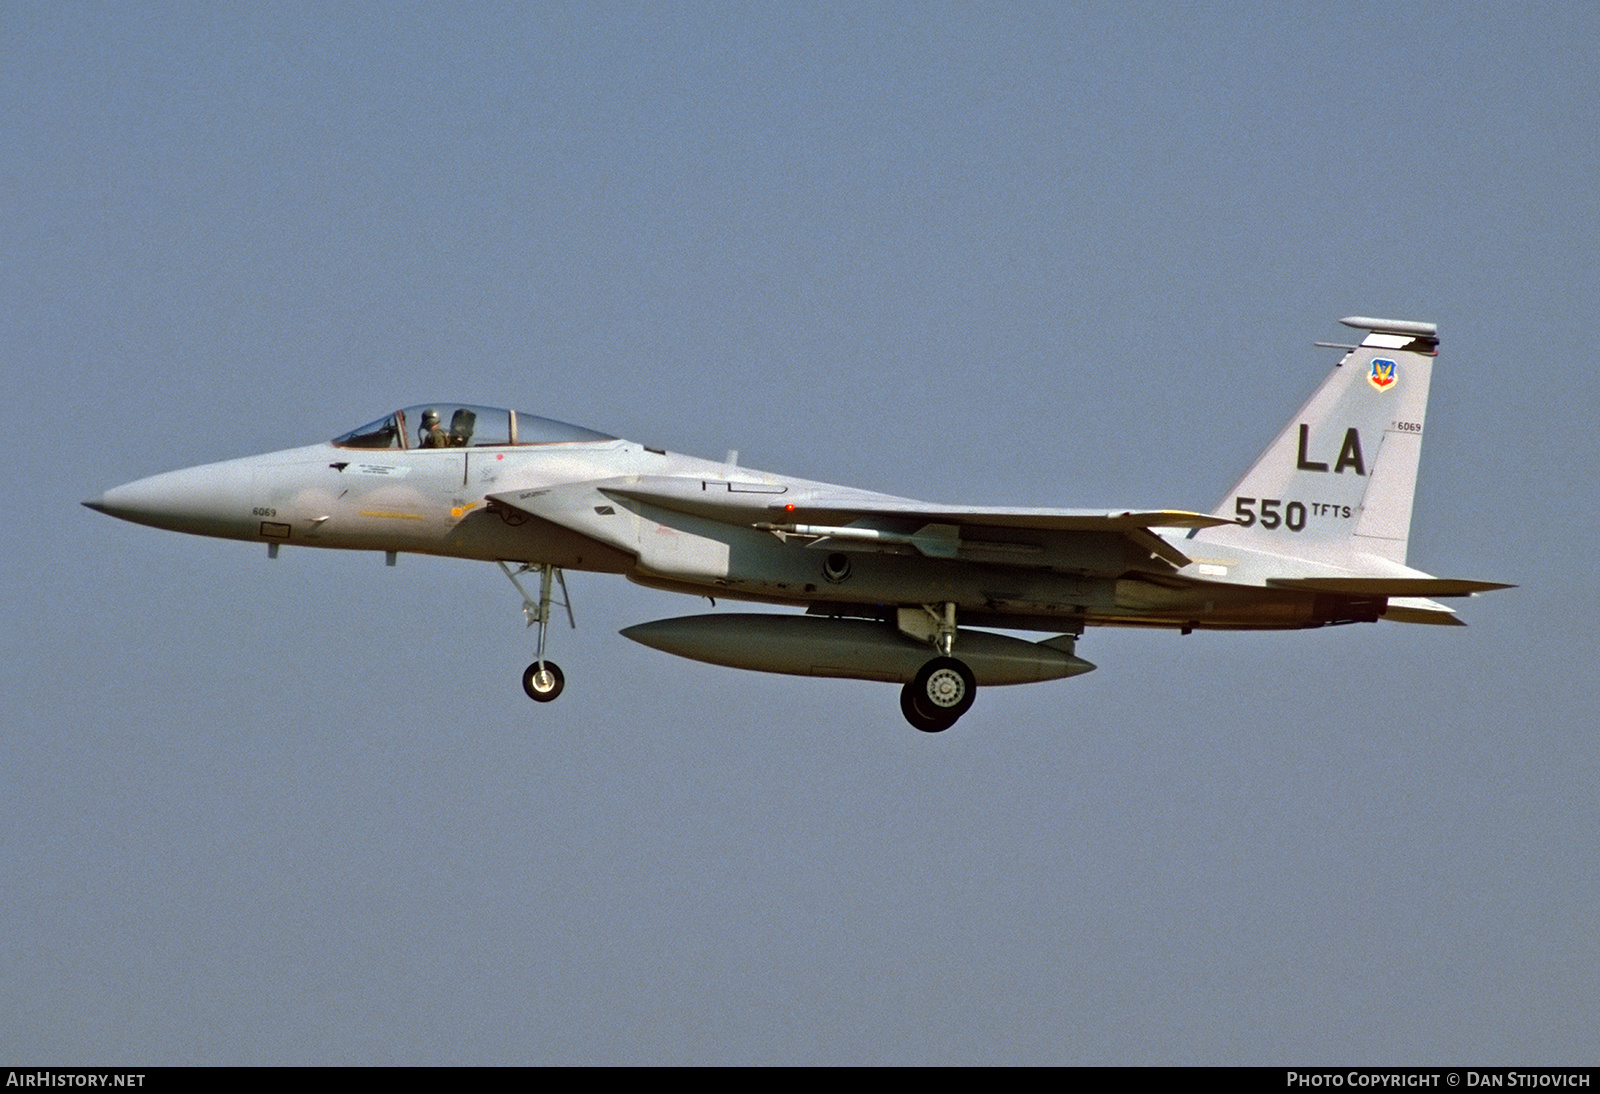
[85,316,1508,732]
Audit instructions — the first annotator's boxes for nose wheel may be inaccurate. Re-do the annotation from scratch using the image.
[522,661,565,702]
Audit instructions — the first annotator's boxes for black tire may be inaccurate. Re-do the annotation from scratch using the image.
[901,681,955,732]
[522,661,565,702]
[910,657,976,723]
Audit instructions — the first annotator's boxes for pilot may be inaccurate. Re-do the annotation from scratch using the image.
[418,408,449,449]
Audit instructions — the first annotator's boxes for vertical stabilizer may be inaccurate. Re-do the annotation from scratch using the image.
[1194,316,1437,567]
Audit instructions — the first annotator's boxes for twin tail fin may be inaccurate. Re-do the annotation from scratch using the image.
[1194,316,1438,568]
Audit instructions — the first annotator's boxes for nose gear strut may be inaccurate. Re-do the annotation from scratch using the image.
[497,561,574,702]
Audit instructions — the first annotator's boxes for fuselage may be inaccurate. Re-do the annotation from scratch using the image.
[85,409,1392,634]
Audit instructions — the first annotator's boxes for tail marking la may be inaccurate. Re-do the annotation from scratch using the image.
[1296,425,1366,475]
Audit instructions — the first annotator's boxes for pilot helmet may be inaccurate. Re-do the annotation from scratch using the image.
[421,409,440,426]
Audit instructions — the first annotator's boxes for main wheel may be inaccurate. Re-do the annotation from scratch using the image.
[901,681,956,732]
[522,661,565,702]
[909,656,976,724]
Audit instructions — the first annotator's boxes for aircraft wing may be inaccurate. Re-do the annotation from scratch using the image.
[741,502,1228,567]
[595,475,1223,525]
[490,475,1230,569]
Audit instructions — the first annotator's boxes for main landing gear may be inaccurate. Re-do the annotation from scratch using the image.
[900,656,977,733]
[498,561,573,703]
[897,602,978,733]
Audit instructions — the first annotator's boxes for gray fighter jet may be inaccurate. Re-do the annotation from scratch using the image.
[85,316,1509,731]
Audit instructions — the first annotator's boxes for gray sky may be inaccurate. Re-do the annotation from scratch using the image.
[4,1,1595,1065]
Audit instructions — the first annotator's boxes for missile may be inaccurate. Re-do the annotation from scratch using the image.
[753,520,963,557]
[620,613,1095,686]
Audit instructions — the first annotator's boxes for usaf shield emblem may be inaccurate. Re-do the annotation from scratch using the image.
[1368,358,1397,391]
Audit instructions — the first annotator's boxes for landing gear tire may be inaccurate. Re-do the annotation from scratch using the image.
[902,656,977,731]
[901,681,956,733]
[522,661,565,702]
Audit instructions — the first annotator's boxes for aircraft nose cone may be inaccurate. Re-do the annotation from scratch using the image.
[82,462,258,538]
[83,476,188,527]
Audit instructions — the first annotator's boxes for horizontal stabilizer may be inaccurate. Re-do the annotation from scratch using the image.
[1266,576,1514,597]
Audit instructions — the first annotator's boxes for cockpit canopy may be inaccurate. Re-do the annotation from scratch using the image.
[333,404,616,449]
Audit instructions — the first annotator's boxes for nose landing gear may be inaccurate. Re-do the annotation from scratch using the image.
[498,561,574,704]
